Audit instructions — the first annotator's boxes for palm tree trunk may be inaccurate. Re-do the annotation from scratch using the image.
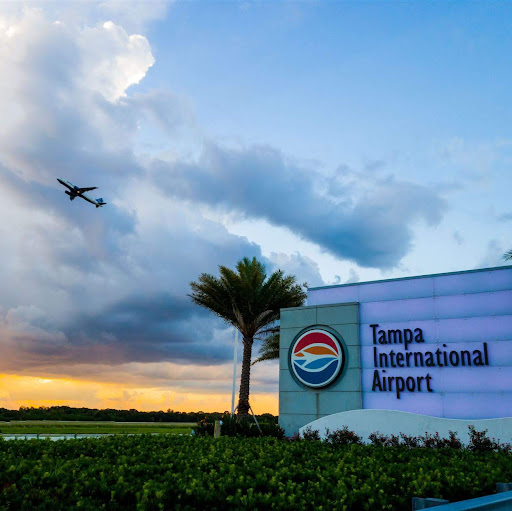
[237,336,253,417]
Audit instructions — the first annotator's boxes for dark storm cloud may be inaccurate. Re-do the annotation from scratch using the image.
[0,220,267,371]
[5,294,232,368]
[152,143,447,268]
[3,293,230,369]
[71,294,231,364]
[0,224,320,371]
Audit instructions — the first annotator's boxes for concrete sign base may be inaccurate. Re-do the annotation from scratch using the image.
[299,409,512,445]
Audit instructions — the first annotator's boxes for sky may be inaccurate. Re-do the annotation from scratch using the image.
[0,0,510,414]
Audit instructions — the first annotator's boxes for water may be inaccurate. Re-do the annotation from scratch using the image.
[1,434,114,440]
[1,433,186,441]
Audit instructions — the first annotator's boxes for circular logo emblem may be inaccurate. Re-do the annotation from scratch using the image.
[290,328,344,388]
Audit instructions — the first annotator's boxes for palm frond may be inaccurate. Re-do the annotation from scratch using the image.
[252,332,280,365]
[190,256,306,338]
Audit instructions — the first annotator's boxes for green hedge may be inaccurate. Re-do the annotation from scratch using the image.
[1,435,511,510]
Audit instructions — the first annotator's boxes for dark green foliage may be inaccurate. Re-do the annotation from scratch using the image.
[325,426,363,446]
[192,418,215,437]
[307,427,509,452]
[368,431,401,447]
[252,329,280,364]
[0,406,276,424]
[368,428,509,452]
[467,426,511,452]
[301,426,321,441]
[1,435,512,510]
[421,431,464,450]
[398,433,422,449]
[194,414,284,439]
[258,422,285,439]
[189,257,306,335]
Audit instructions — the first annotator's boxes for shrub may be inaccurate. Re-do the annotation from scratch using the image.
[301,426,321,441]
[192,417,214,436]
[325,426,363,446]
[422,431,453,449]
[468,426,511,453]
[221,415,262,438]
[259,422,285,439]
[443,431,464,450]
[365,427,510,451]
[368,431,400,447]
[194,414,284,438]
[399,433,421,448]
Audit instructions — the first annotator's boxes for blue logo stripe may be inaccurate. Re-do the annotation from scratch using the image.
[293,360,339,385]
[303,357,337,370]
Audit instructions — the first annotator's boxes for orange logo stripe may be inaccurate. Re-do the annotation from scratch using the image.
[303,346,337,356]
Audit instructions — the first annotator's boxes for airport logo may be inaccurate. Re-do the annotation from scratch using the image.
[290,328,344,388]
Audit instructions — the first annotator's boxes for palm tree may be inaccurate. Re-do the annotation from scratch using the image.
[189,257,306,417]
[505,250,512,261]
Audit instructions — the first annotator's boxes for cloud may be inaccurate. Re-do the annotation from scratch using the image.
[363,159,386,173]
[0,210,265,372]
[476,239,508,269]
[80,21,155,102]
[331,268,360,286]
[344,269,360,284]
[151,143,447,268]
[267,252,323,288]
[0,1,171,35]
[498,212,512,222]
[453,231,464,245]
[0,6,273,380]
[439,137,512,181]
[0,9,155,193]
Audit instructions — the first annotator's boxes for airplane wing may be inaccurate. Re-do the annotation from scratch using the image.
[78,187,97,193]
[57,178,75,191]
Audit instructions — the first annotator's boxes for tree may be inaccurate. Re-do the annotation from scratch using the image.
[505,250,512,261]
[189,257,306,416]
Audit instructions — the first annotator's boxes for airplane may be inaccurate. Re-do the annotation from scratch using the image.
[57,178,107,208]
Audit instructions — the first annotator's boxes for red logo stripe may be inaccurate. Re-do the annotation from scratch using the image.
[294,331,339,354]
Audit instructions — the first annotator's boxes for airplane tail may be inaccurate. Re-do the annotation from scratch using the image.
[95,198,106,208]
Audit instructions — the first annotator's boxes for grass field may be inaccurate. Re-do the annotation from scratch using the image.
[0,421,194,435]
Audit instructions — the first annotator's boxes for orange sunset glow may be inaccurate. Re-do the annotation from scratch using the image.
[0,373,278,415]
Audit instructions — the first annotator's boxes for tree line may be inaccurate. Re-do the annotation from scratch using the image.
[0,406,277,423]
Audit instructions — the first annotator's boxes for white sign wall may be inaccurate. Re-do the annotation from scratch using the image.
[308,267,512,419]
